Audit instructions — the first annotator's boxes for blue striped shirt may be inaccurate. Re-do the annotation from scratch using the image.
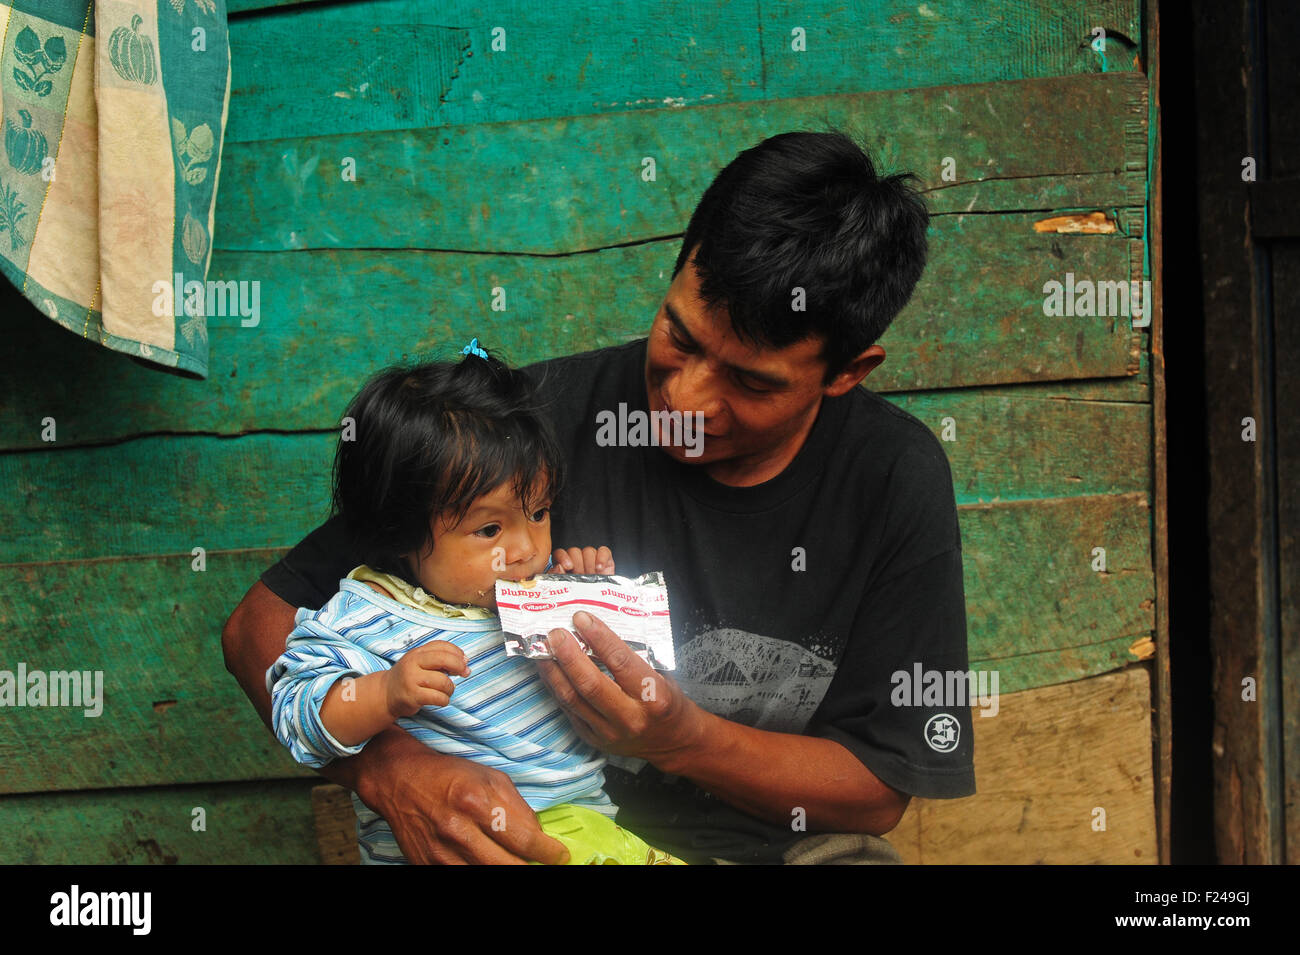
[267,579,614,864]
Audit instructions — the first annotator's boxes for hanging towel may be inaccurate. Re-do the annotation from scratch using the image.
[0,0,230,378]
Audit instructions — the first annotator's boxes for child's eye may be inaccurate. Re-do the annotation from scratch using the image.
[474,524,502,538]
[529,507,550,522]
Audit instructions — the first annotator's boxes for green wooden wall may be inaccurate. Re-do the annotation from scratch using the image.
[0,0,1155,862]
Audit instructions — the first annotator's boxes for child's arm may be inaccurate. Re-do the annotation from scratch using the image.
[269,614,470,765]
[319,643,470,745]
[267,615,387,768]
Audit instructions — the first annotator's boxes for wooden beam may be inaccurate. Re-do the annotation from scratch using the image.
[1146,0,1172,867]
[1193,0,1285,864]
[1261,0,1300,866]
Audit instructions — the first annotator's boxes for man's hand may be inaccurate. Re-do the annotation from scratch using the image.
[532,611,908,834]
[550,546,615,575]
[534,611,704,767]
[356,731,571,865]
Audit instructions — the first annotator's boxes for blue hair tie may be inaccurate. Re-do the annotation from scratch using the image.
[461,337,488,359]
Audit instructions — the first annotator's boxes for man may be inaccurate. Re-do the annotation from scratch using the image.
[222,130,975,864]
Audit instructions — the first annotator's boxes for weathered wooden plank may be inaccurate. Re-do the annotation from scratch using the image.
[224,0,1141,143]
[895,666,1157,864]
[1,434,334,564]
[214,73,1148,253]
[0,492,1153,794]
[962,492,1154,664]
[313,783,361,864]
[971,630,1147,695]
[892,388,1151,504]
[0,779,321,864]
[880,212,1141,390]
[1051,339,1150,400]
[0,392,1149,563]
[757,1,1144,103]
[0,549,317,796]
[0,220,1142,449]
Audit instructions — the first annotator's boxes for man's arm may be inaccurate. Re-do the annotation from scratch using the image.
[220,581,569,864]
[655,709,909,834]
[537,616,909,835]
[221,580,305,730]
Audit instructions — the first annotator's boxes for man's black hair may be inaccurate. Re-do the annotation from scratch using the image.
[672,130,929,382]
[331,350,564,580]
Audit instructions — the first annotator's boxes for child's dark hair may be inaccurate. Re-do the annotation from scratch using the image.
[673,130,929,383]
[332,349,564,580]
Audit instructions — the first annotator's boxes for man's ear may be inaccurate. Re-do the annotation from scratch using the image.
[823,345,886,397]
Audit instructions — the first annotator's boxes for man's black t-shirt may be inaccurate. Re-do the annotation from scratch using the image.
[260,339,976,863]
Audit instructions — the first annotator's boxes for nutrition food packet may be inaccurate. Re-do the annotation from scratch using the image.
[495,572,675,671]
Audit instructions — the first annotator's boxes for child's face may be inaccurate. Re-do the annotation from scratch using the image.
[404,480,553,609]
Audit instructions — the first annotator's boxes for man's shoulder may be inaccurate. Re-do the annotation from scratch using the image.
[832,387,962,557]
[837,386,953,480]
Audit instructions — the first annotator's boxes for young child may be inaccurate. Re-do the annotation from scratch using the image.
[266,344,682,865]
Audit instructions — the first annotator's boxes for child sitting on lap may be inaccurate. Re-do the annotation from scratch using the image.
[266,345,682,865]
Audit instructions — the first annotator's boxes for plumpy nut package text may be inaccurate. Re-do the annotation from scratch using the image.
[495,572,675,671]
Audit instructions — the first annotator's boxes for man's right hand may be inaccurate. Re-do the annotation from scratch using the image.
[353,730,571,865]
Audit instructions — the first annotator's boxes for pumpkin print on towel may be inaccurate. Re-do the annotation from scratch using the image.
[12,26,67,97]
[5,110,48,176]
[109,15,158,86]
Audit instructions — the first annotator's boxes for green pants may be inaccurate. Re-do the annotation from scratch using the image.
[536,805,686,865]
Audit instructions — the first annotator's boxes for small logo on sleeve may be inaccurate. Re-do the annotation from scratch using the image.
[924,713,960,753]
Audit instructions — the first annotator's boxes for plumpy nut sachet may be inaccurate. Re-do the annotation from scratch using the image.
[495,573,675,671]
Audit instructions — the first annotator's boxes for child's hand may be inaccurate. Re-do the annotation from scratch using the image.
[551,546,615,575]
[385,641,470,718]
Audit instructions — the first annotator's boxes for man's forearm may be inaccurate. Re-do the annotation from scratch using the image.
[220,581,294,730]
[655,709,908,835]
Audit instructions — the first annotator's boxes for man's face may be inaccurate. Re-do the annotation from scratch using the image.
[404,480,553,608]
[644,255,848,482]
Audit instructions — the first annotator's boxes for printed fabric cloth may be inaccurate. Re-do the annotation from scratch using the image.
[0,0,230,377]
